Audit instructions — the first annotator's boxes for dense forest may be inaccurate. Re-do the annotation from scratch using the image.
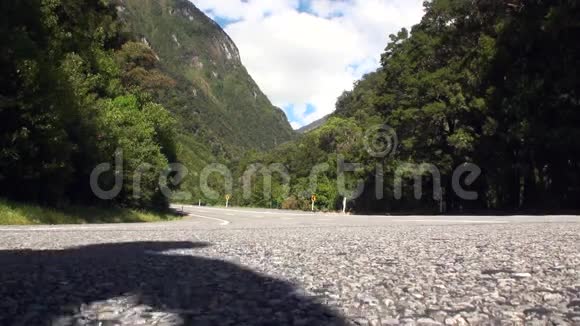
[2,0,579,214]
[0,0,180,209]
[233,0,580,213]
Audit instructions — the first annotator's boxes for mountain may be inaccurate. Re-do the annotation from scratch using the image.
[115,0,294,157]
[296,115,330,134]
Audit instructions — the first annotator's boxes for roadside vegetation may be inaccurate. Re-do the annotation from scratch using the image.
[0,198,178,225]
[1,0,180,211]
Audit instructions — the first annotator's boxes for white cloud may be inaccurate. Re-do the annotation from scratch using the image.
[192,0,299,21]
[191,0,425,127]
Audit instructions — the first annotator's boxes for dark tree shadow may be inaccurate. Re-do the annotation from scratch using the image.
[0,242,348,325]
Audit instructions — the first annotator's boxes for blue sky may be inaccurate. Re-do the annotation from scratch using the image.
[213,16,240,26]
[192,0,425,128]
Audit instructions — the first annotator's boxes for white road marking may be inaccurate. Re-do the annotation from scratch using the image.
[191,232,202,241]
[187,213,230,226]
[391,219,508,224]
[182,206,513,225]
[183,205,321,217]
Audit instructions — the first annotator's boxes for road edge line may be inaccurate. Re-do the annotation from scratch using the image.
[187,213,230,226]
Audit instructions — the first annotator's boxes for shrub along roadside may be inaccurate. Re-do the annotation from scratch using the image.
[0,198,180,225]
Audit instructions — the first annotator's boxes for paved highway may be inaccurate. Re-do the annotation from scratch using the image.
[0,207,579,325]
[176,205,580,228]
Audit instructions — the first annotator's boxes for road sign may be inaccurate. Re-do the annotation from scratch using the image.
[311,194,317,211]
[225,194,231,208]
[225,194,231,200]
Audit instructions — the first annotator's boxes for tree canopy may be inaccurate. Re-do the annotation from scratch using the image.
[233,0,580,213]
[0,0,178,209]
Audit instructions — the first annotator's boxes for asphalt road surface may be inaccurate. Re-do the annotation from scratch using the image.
[1,206,579,325]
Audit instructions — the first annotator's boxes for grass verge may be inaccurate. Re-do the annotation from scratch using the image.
[0,198,180,225]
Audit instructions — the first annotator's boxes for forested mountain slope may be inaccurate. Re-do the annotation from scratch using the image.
[234,0,580,213]
[297,115,330,134]
[0,0,294,210]
[116,0,294,157]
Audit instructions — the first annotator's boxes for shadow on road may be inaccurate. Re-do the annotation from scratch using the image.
[0,241,347,325]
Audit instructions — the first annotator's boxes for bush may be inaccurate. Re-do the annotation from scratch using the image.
[281,196,309,211]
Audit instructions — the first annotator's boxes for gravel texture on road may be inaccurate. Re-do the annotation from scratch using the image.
[0,219,579,325]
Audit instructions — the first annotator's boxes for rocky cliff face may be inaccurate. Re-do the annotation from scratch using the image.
[116,0,294,156]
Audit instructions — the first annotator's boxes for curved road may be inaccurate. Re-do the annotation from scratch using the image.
[176,205,580,228]
[1,207,579,325]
